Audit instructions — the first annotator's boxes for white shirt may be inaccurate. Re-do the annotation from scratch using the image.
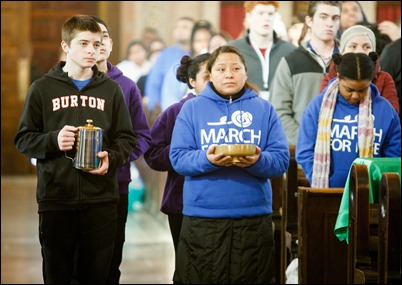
[116,59,152,82]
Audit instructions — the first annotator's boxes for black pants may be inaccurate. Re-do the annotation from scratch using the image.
[71,195,128,284]
[174,214,276,284]
[168,214,184,284]
[106,194,128,284]
[168,214,183,253]
[39,203,117,284]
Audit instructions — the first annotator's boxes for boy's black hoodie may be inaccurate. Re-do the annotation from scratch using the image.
[15,62,137,212]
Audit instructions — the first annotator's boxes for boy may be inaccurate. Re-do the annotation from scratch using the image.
[228,1,296,101]
[270,1,342,145]
[14,15,137,283]
[91,15,151,283]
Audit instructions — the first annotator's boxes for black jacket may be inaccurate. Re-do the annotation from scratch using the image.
[14,62,137,212]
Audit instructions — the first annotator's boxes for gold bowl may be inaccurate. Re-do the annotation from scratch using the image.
[215,144,257,163]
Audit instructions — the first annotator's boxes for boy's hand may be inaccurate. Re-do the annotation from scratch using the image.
[58,125,78,151]
[87,151,109,175]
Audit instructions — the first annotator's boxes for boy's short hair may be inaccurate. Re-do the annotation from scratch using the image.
[244,1,279,13]
[91,15,110,37]
[306,1,342,18]
[62,15,102,45]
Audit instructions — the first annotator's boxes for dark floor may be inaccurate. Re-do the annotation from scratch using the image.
[1,175,175,284]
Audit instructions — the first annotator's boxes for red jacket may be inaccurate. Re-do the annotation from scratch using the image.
[320,61,399,114]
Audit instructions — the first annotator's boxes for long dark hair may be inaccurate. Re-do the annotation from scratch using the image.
[189,20,215,57]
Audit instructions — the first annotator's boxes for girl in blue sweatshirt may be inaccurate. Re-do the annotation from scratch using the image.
[296,52,401,188]
[169,45,289,284]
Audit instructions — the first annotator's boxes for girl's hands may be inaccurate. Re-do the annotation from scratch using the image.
[207,145,261,167]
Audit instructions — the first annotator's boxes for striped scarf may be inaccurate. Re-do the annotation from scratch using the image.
[311,79,374,188]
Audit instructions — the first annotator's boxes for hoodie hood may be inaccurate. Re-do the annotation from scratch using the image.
[107,61,124,81]
[45,61,110,88]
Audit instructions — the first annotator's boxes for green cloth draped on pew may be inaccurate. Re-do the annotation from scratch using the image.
[334,157,401,243]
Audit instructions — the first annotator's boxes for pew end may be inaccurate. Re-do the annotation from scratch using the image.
[348,164,401,284]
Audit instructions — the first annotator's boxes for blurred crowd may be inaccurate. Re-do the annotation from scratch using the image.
[111,1,400,127]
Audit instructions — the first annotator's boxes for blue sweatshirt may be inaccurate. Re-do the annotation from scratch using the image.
[296,80,401,188]
[145,45,189,111]
[169,83,289,218]
[107,62,151,193]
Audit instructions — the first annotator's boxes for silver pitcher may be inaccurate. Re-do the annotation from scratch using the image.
[65,119,104,170]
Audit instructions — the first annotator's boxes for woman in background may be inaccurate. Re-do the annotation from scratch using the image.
[320,24,399,114]
[160,20,215,111]
[337,1,369,38]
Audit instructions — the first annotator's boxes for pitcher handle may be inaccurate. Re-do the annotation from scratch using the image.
[65,151,74,162]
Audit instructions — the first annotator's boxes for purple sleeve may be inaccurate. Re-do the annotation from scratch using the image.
[127,84,151,161]
[144,106,179,171]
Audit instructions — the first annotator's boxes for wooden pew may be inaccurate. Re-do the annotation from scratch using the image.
[271,173,288,284]
[297,187,348,284]
[272,145,307,284]
[276,145,321,283]
[378,172,401,283]
[348,164,401,284]
[347,164,373,284]
[282,145,310,279]
[287,146,310,236]
[271,145,309,284]
[286,145,299,235]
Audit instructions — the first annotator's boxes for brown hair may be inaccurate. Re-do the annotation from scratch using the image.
[244,1,279,13]
[298,1,342,45]
[62,15,102,46]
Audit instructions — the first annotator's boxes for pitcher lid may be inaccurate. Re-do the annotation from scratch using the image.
[78,119,102,130]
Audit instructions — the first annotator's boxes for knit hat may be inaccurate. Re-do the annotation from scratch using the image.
[340,25,376,53]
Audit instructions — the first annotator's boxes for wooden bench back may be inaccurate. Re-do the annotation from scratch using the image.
[271,145,312,284]
[281,146,312,283]
[348,164,401,284]
[348,164,371,285]
[270,174,286,284]
[378,172,401,283]
[298,187,348,284]
[287,145,299,231]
